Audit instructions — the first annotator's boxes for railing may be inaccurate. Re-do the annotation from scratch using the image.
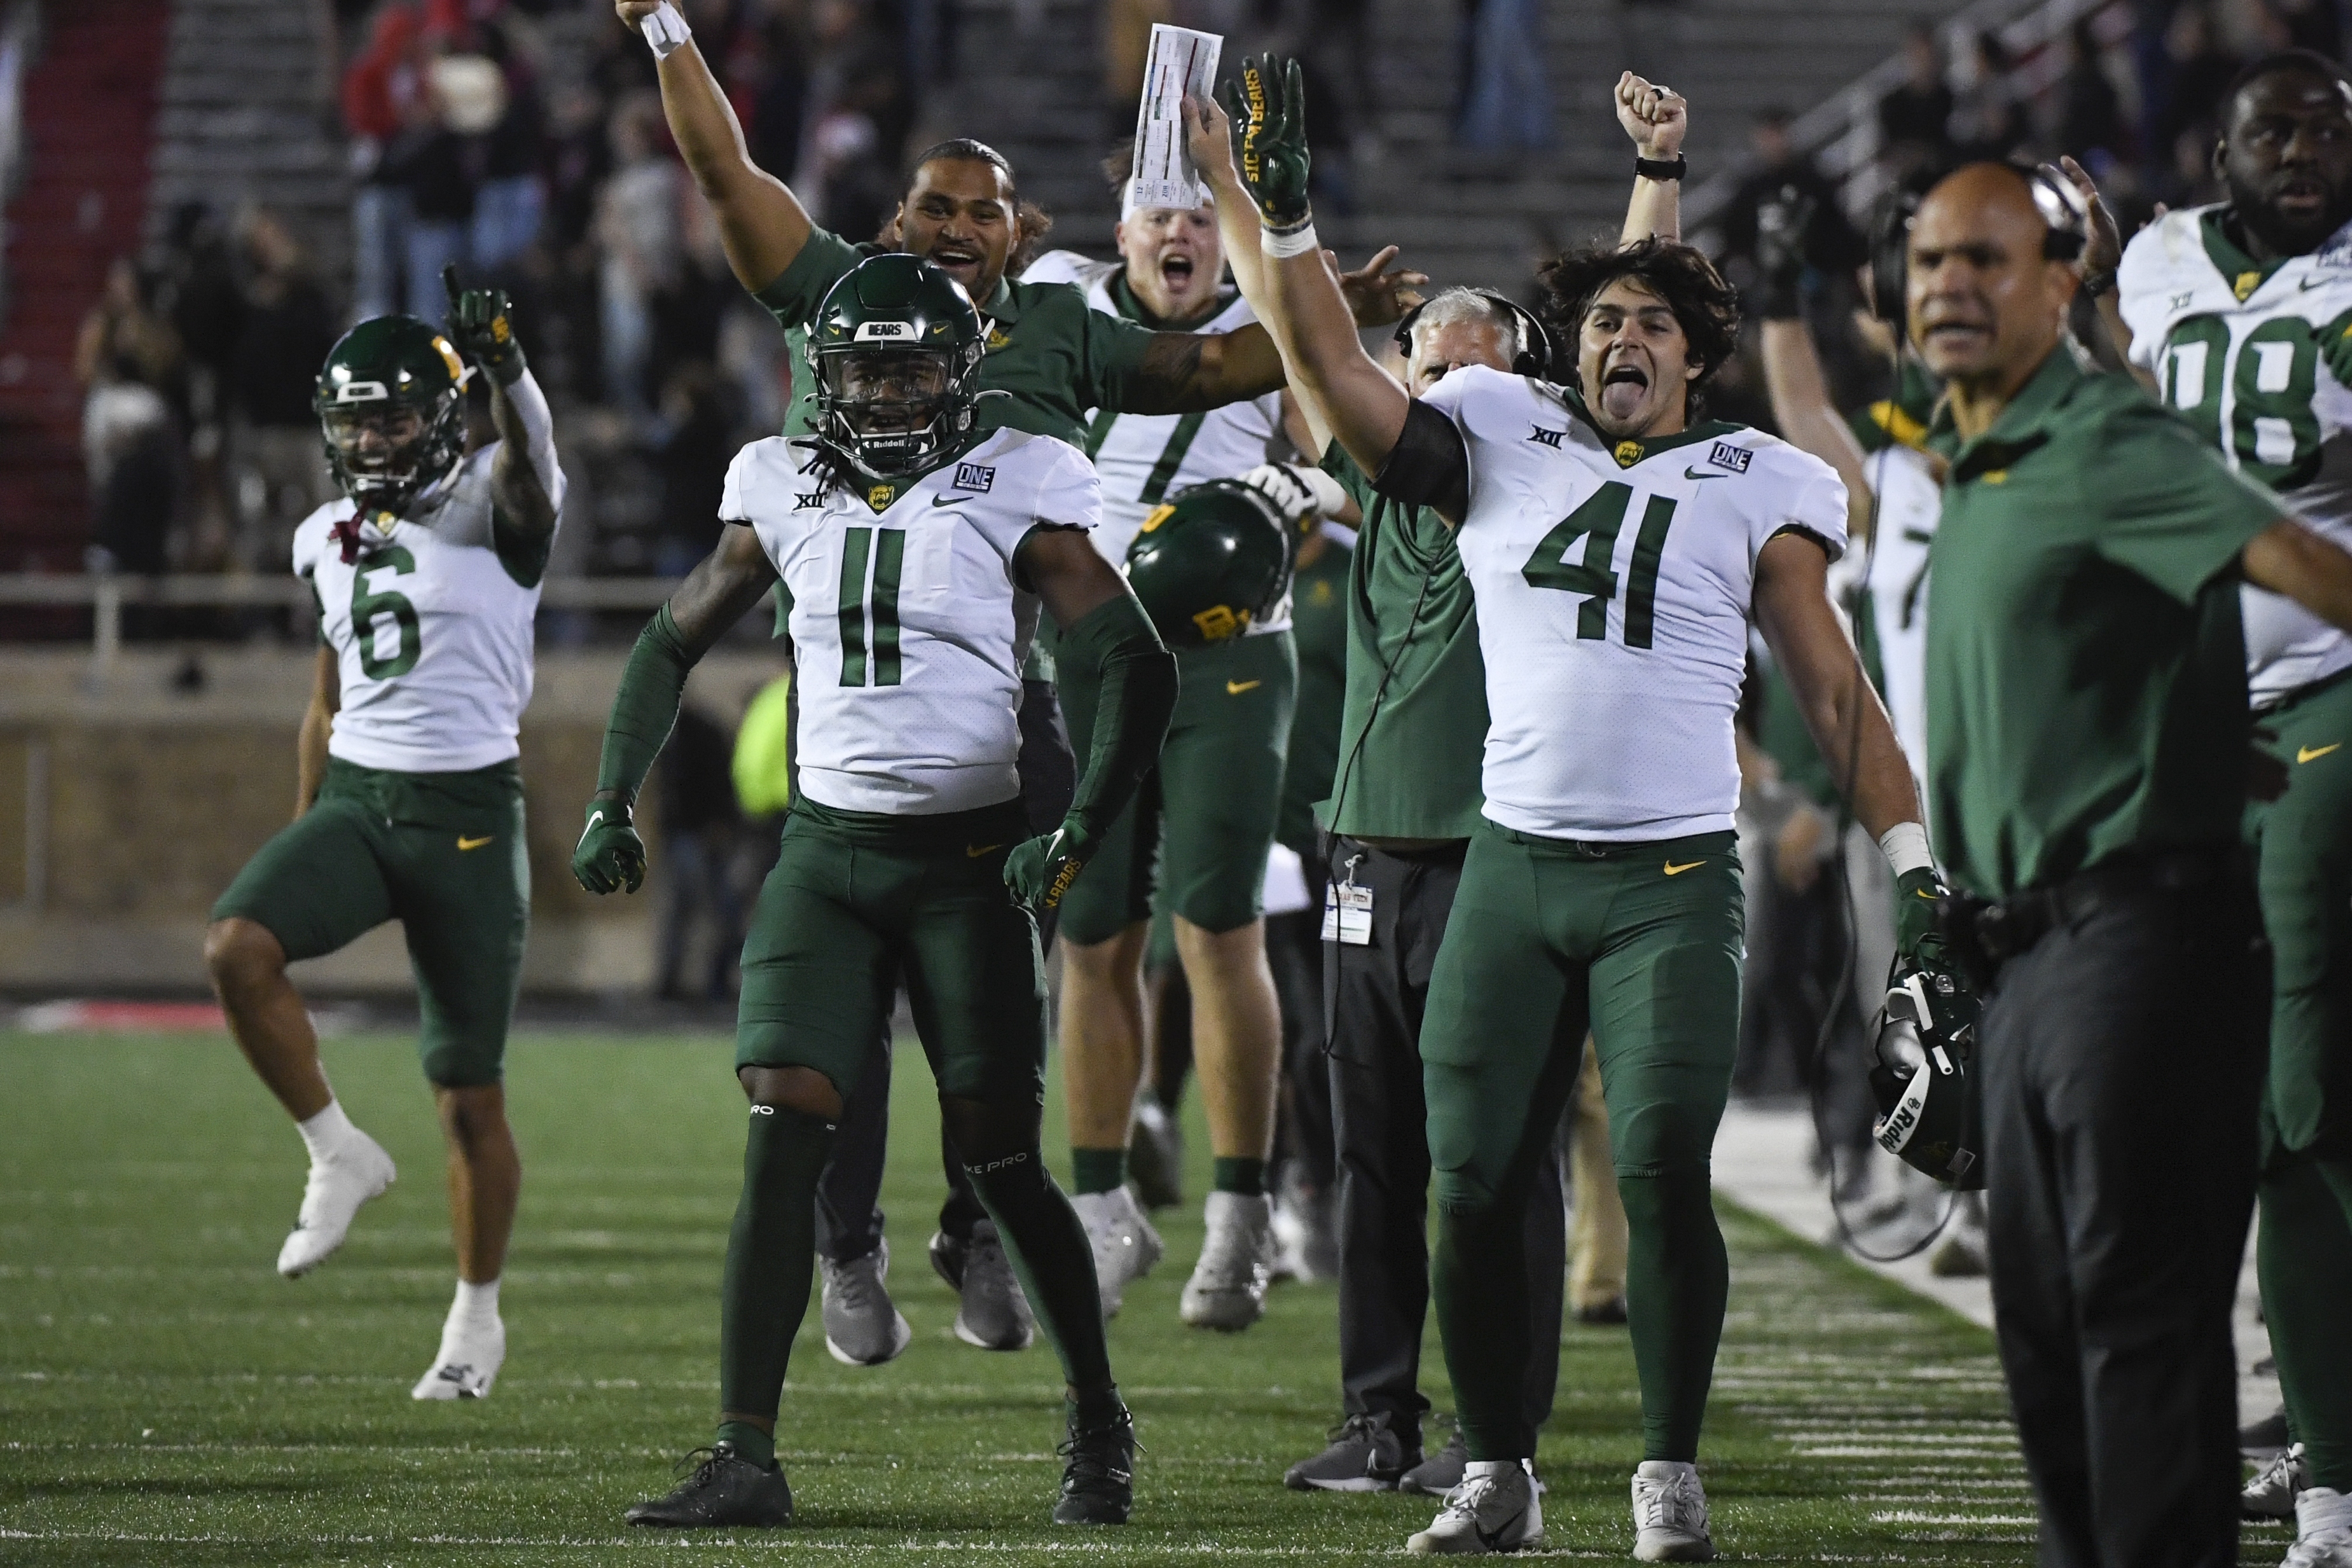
[0,574,704,674]
[0,0,42,330]
[1684,0,2121,247]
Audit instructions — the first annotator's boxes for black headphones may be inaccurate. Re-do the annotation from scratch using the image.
[1866,161,2089,324]
[1392,288,1558,381]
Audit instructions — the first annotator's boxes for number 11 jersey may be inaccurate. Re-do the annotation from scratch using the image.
[1420,365,1848,841]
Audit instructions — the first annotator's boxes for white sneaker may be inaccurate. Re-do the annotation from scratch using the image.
[1406,1458,1543,1554]
[275,1131,396,1278]
[2250,1443,2312,1518]
[412,1317,505,1400]
[2289,1488,2352,1568]
[1071,1186,1163,1318]
[1181,1191,1276,1331]
[1632,1459,1716,1562]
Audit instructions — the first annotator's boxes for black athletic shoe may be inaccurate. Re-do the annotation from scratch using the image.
[1400,1423,1467,1497]
[624,1442,794,1528]
[1284,1410,1418,1491]
[1053,1407,1136,1525]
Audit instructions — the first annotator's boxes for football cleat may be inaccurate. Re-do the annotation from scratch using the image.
[947,1222,1034,1352]
[1402,1423,1470,1496]
[1071,1187,1163,1318]
[276,1131,396,1278]
[2249,1443,2311,1518]
[1053,1405,1136,1525]
[820,1238,912,1366]
[625,1442,793,1528]
[2289,1488,2352,1568]
[411,1317,504,1400]
[1180,1191,1275,1331]
[1406,1459,1543,1555]
[1632,1460,1716,1562]
[1285,1410,1416,1492]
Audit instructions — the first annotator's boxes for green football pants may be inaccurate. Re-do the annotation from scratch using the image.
[1420,821,1744,1463]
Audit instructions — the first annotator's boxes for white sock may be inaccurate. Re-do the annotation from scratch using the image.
[296,1100,360,1163]
[1463,1459,1522,1481]
[449,1277,501,1332]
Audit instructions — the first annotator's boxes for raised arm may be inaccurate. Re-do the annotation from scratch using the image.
[1616,72,1687,246]
[571,523,780,893]
[615,1,812,292]
[1759,327,1875,543]
[444,271,563,582]
[2060,156,2158,395]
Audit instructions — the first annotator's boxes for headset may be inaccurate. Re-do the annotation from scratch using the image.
[1393,288,1558,381]
[1867,161,2089,325]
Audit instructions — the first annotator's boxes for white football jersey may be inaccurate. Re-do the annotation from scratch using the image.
[1421,365,1850,841]
[2120,204,2352,702]
[1020,249,1291,631]
[725,427,1101,814]
[296,444,559,773]
[1861,442,1940,777]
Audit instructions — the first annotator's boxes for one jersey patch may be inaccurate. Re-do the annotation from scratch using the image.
[2120,203,2352,698]
[1020,250,1292,632]
[1421,365,1849,841]
[725,427,1102,814]
[295,445,553,773]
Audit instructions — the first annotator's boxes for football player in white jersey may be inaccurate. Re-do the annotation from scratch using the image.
[1218,60,1940,1558]
[1020,153,1355,1331]
[575,254,1177,1530]
[2079,50,2352,1564]
[204,274,564,1400]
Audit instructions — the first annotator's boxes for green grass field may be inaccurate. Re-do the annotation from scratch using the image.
[0,1029,2103,1563]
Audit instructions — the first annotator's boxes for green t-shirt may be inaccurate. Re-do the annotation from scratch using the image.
[1923,347,2281,898]
[1278,528,1353,854]
[753,230,1160,451]
[1318,441,1489,841]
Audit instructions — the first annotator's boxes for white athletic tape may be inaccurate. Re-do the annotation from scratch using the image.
[640,1,690,58]
[1879,820,1934,878]
[1260,221,1319,260]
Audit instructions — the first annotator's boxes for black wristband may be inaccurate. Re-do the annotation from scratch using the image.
[2080,267,2117,299]
[1634,153,1687,182]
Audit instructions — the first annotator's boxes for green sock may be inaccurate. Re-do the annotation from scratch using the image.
[715,1420,775,1469]
[717,1104,837,1445]
[1071,1145,1127,1195]
[1618,1169,1727,1463]
[1212,1156,1265,1197]
[968,1153,1115,1390]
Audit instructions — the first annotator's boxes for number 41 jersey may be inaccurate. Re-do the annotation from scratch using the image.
[1420,365,1849,841]
[2120,204,2352,702]
[725,426,1103,816]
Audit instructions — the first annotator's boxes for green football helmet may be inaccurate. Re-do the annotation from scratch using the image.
[808,254,986,478]
[1123,479,1294,648]
[314,315,468,529]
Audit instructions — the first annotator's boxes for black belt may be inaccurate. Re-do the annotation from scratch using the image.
[1937,847,2247,985]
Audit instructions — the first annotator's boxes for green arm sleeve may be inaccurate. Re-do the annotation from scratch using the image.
[595,605,697,803]
[1053,592,1178,841]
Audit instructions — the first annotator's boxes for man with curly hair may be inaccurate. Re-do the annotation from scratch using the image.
[1207,61,1940,1559]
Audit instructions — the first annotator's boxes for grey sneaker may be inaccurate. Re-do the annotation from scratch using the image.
[1402,1423,1468,1496]
[2249,1443,2311,1518]
[1285,1411,1418,1492]
[819,1238,912,1366]
[950,1222,1034,1351]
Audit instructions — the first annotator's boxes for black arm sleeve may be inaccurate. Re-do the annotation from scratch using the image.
[1371,398,1471,521]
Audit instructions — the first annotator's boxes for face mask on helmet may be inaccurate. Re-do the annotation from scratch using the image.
[815,346,970,477]
[319,388,464,521]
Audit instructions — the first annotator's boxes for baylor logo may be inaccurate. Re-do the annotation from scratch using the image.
[1139,503,1176,534]
[1613,439,1644,467]
[867,483,897,510]
[1191,605,1245,641]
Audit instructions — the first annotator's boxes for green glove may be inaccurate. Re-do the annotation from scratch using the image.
[1004,823,1097,914]
[1218,56,1312,233]
[443,264,527,387]
[572,796,647,894]
[2323,308,2352,390]
[1894,865,1949,967]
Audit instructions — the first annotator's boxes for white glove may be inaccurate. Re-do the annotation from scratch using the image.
[1234,461,1349,529]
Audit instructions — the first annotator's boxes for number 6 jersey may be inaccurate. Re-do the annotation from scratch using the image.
[294,445,560,773]
[724,426,1103,816]
[1419,365,1849,841]
[2120,205,2352,702]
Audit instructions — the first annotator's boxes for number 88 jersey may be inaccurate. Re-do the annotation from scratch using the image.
[2120,205,2352,701]
[1420,365,1848,841]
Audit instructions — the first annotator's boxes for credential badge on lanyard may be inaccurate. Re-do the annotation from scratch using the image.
[1322,851,1372,946]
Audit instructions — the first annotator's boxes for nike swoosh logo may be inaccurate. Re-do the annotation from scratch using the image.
[1683,467,1728,480]
[2299,742,2342,763]
[1226,679,1262,695]
[931,495,964,507]
[1663,859,1705,875]
[2303,275,2333,291]
[457,835,495,851]
[1474,1511,1525,1551]
[966,842,1005,858]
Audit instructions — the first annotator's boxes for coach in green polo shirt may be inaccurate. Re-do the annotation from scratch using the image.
[1909,162,2352,1568]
